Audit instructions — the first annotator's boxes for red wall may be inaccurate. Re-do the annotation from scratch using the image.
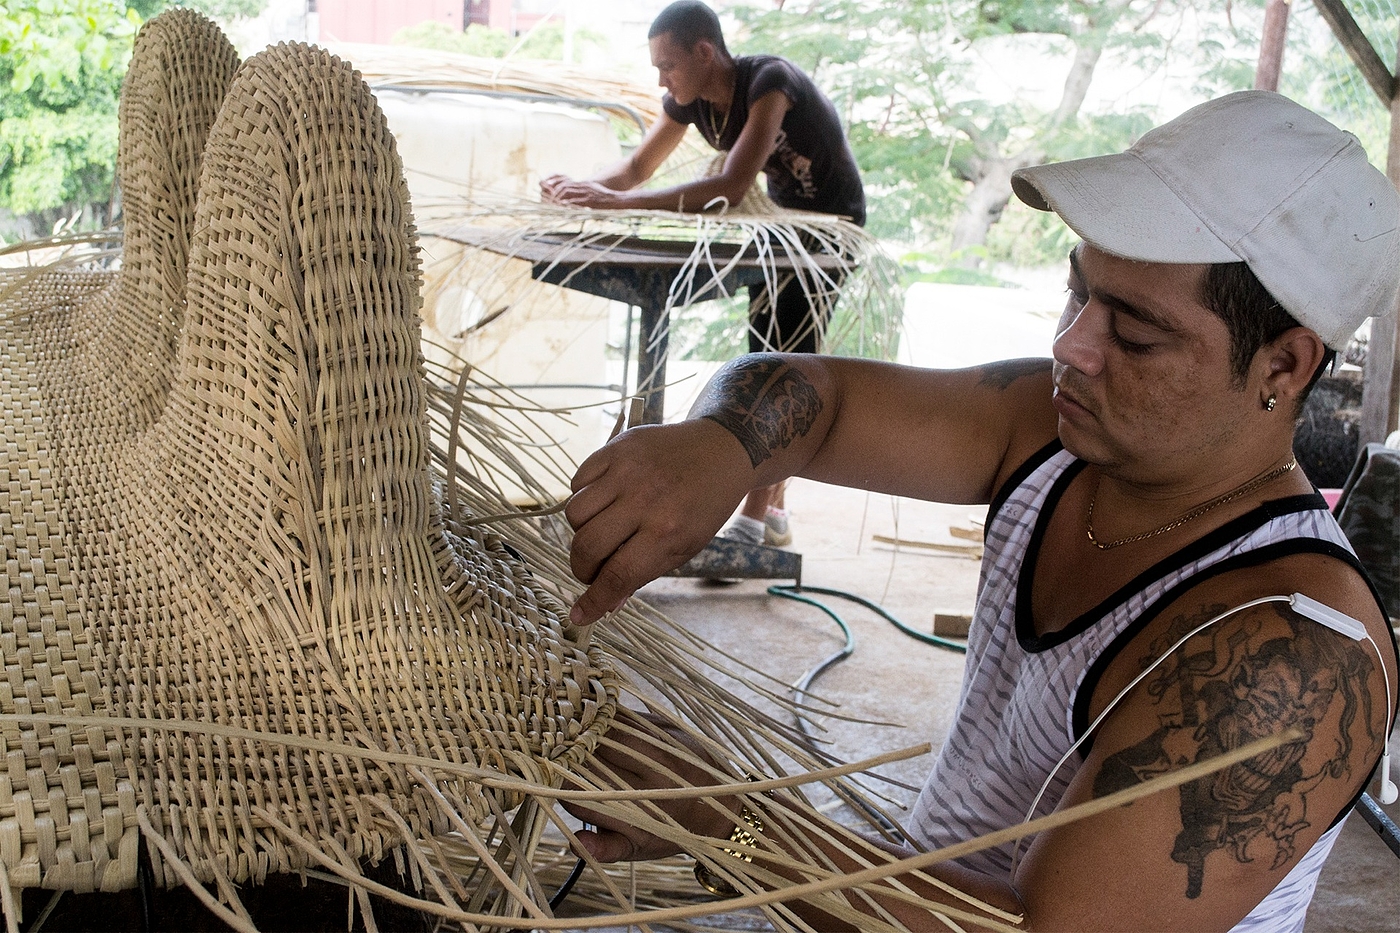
[318,0,464,44]
[468,0,513,31]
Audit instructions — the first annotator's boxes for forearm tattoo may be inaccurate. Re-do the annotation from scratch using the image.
[1092,603,1381,899]
[700,354,824,469]
[976,358,1051,390]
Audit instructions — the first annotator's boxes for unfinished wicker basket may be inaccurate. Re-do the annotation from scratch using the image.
[0,12,617,920]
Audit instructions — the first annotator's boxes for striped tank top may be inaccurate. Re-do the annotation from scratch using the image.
[907,442,1390,933]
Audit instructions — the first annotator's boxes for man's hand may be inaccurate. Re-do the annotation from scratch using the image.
[566,420,754,625]
[565,709,737,862]
[539,173,569,202]
[540,174,628,209]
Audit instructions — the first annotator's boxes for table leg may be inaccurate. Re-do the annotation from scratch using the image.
[636,300,670,425]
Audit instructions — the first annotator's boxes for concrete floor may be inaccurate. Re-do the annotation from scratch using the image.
[630,477,1400,931]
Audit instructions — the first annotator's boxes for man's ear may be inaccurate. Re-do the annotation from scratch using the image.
[1258,326,1328,411]
[693,38,716,66]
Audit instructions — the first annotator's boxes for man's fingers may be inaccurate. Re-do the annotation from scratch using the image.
[575,827,642,863]
[569,508,723,624]
[564,464,618,528]
[570,528,699,625]
[570,550,642,625]
[566,502,631,585]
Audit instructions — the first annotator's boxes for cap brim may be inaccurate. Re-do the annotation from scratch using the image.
[1012,152,1241,265]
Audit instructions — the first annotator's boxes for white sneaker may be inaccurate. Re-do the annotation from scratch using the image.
[764,507,792,547]
[719,516,765,546]
[701,517,765,584]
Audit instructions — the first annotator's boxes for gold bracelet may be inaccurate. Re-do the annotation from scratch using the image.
[693,805,764,899]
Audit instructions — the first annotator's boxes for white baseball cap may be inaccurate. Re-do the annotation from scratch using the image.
[1011,90,1400,349]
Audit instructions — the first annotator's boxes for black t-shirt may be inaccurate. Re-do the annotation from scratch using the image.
[662,55,866,226]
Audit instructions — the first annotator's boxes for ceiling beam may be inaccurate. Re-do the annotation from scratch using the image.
[1312,0,1395,103]
[1312,0,1400,444]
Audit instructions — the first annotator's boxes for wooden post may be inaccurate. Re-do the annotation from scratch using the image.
[1256,0,1290,91]
[1312,0,1400,444]
[1362,40,1400,445]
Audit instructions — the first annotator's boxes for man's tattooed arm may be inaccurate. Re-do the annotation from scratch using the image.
[1091,601,1383,900]
[698,354,825,469]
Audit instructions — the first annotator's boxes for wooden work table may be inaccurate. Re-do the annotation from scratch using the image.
[439,225,846,424]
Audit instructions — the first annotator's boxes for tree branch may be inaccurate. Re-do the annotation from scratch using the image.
[1050,37,1104,130]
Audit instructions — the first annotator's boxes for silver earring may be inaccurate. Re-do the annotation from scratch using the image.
[1265,394,1277,412]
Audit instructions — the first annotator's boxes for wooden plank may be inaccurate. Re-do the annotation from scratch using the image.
[932,611,972,638]
[439,226,847,270]
[1312,0,1395,103]
[1359,35,1400,444]
[1360,275,1400,444]
[871,534,983,559]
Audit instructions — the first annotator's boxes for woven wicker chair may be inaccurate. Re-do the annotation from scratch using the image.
[1,15,1040,933]
[0,18,617,924]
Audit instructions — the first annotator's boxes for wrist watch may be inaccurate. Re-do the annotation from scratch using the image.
[693,804,764,898]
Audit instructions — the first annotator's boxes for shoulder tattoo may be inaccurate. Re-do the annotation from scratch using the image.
[976,358,1051,391]
[1092,602,1383,899]
[701,354,823,469]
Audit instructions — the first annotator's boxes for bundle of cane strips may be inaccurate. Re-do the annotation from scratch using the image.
[416,192,904,367]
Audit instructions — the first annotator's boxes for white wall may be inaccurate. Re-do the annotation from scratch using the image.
[897,282,1063,370]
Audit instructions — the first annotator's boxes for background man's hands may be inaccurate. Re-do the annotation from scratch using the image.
[565,420,753,625]
[540,173,625,209]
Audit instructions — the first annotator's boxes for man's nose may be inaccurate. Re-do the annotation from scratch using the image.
[1052,302,1105,377]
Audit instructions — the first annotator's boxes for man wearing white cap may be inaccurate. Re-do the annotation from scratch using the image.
[563,91,1400,930]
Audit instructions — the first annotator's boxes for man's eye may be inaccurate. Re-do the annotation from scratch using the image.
[1064,287,1086,308]
[1110,331,1153,354]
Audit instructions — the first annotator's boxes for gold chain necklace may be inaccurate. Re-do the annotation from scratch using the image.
[707,100,730,142]
[1086,456,1297,550]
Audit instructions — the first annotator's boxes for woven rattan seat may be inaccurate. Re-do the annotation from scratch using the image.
[0,16,616,913]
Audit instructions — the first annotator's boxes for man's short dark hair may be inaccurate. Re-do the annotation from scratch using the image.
[1201,261,1335,407]
[648,1,728,56]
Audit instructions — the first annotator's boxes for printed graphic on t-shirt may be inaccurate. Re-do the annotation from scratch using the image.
[771,130,816,200]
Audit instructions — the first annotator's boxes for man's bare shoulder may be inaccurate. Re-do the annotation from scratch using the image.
[973,357,1054,392]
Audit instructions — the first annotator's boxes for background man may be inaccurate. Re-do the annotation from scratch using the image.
[541,0,865,549]
[562,91,1399,930]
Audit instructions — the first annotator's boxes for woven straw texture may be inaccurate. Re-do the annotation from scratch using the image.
[0,11,617,905]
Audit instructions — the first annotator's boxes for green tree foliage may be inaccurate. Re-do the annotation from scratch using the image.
[0,0,265,239]
[0,0,137,234]
[728,0,1267,266]
[126,0,264,19]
